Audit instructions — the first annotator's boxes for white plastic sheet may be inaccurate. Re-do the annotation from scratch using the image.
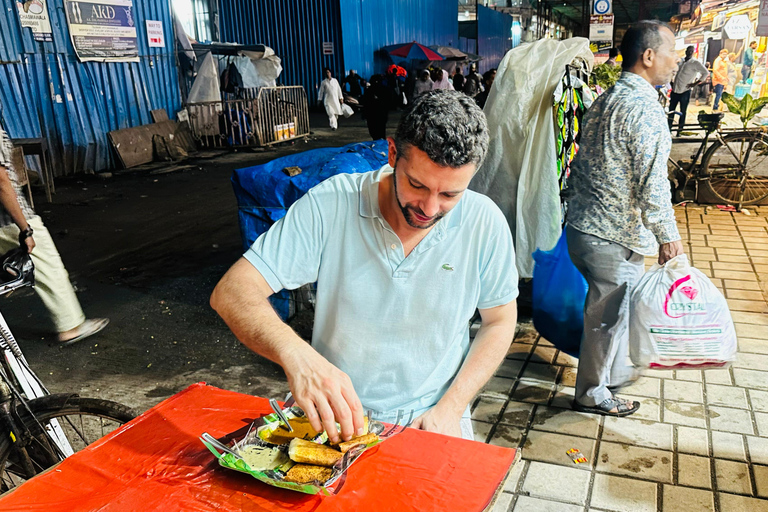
[471,38,593,278]
[187,52,221,103]
[241,47,283,88]
[629,255,737,369]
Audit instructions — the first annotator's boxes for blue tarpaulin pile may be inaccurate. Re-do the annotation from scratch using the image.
[231,140,389,318]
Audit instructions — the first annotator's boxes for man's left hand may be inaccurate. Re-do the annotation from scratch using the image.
[410,403,463,438]
[659,240,685,265]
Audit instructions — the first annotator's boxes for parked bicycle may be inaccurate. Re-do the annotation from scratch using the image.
[668,111,768,209]
[0,248,135,491]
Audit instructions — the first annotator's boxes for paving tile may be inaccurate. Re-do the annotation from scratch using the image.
[555,351,578,367]
[677,426,710,456]
[491,492,514,512]
[472,420,494,443]
[733,368,768,391]
[727,299,768,313]
[754,264,768,274]
[749,389,768,413]
[537,336,554,347]
[522,461,590,505]
[732,311,768,325]
[751,256,768,265]
[500,401,535,427]
[515,326,538,344]
[691,252,718,263]
[496,359,525,379]
[713,269,758,281]
[711,431,747,461]
[754,465,768,500]
[623,377,662,399]
[503,459,525,492]
[739,338,768,355]
[589,474,657,512]
[596,441,672,483]
[530,346,557,365]
[472,397,506,423]
[480,376,515,399]
[733,353,768,371]
[755,412,768,437]
[602,416,673,450]
[624,396,662,422]
[725,289,766,301]
[521,430,595,469]
[715,459,752,495]
[717,254,752,264]
[713,261,755,272]
[708,406,755,435]
[520,363,560,384]
[512,380,554,404]
[506,343,533,360]
[560,367,577,387]
[747,436,768,465]
[705,369,734,385]
[489,425,525,449]
[662,485,715,512]
[706,384,749,409]
[513,496,582,512]
[530,405,600,438]
[645,369,674,380]
[663,401,708,428]
[735,323,768,339]
[675,370,703,382]
[664,380,703,403]
[724,279,763,291]
[718,247,749,256]
[677,453,712,489]
[550,385,575,409]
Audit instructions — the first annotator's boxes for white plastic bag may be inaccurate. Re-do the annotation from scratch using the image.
[341,103,354,118]
[629,255,737,369]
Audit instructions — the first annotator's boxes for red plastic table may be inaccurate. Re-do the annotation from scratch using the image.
[0,383,518,511]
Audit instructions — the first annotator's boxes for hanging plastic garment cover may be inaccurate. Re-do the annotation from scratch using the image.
[471,38,593,278]
[532,230,587,356]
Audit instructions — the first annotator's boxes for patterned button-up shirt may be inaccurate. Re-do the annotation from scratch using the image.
[0,128,36,227]
[567,72,680,256]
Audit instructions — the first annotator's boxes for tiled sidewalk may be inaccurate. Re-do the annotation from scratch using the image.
[476,204,768,512]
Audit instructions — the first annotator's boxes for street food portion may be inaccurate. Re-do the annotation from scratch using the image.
[335,432,380,453]
[288,438,344,467]
[283,464,334,484]
[238,445,291,472]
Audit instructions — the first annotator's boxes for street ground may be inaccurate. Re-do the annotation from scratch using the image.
[8,104,768,510]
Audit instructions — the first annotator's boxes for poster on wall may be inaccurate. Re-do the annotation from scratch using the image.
[589,15,614,42]
[16,0,53,42]
[64,0,139,62]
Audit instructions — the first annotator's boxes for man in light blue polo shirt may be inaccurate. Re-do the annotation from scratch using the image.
[211,91,518,443]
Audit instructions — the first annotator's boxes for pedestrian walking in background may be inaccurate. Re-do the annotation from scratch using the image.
[452,66,465,91]
[566,21,684,418]
[743,40,758,82]
[475,68,497,109]
[318,68,344,130]
[463,63,483,98]
[414,69,433,100]
[362,74,390,140]
[431,68,454,90]
[668,46,708,136]
[342,69,364,99]
[692,61,712,106]
[727,52,739,94]
[0,128,108,346]
[712,49,729,111]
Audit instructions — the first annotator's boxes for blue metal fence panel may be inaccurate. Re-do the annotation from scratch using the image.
[339,0,459,80]
[477,5,513,73]
[0,0,181,175]
[217,0,345,105]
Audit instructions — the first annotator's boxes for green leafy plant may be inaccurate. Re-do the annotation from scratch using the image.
[589,63,622,91]
[721,92,768,129]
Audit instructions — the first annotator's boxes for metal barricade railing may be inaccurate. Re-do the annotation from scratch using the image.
[185,86,310,148]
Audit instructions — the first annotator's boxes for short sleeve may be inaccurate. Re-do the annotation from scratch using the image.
[244,188,325,293]
[477,206,519,310]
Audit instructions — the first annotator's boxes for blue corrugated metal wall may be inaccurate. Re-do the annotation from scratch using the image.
[217,0,345,105]
[477,5,513,73]
[0,0,181,175]
[338,0,459,80]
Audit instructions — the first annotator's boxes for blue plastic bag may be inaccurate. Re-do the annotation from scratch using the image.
[531,230,588,356]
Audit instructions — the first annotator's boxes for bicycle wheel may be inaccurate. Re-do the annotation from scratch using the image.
[0,395,135,491]
[700,131,768,205]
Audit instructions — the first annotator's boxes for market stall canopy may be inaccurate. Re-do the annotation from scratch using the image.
[383,42,444,61]
[429,45,467,59]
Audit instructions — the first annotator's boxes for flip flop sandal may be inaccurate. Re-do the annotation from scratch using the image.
[573,396,640,418]
[58,318,109,347]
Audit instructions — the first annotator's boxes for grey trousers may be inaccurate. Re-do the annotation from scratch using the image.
[566,226,645,406]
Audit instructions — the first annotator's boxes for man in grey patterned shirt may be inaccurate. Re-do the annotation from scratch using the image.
[0,127,108,345]
[566,21,685,417]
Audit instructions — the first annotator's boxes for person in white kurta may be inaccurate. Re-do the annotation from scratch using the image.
[318,69,344,130]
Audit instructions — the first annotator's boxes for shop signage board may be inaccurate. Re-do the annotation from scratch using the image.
[146,20,164,47]
[759,0,768,37]
[589,14,614,42]
[16,0,53,42]
[589,40,612,54]
[592,0,612,15]
[64,0,139,62]
[712,12,726,31]
[322,42,333,55]
[724,14,752,40]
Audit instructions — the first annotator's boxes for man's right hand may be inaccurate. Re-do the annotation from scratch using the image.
[659,240,685,265]
[281,346,365,444]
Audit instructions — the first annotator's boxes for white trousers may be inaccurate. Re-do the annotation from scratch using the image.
[328,113,338,129]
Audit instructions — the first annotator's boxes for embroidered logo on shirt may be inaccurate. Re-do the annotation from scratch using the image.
[441,263,454,272]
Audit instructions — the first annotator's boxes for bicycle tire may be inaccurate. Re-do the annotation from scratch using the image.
[0,395,135,491]
[700,131,768,205]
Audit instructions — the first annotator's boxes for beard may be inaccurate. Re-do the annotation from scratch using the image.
[392,166,446,229]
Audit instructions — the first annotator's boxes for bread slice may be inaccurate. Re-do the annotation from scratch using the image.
[337,433,380,453]
[283,464,333,484]
[288,438,343,467]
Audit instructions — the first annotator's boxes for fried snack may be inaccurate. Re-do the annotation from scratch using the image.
[283,464,333,484]
[264,416,321,445]
[288,438,344,467]
[336,432,379,453]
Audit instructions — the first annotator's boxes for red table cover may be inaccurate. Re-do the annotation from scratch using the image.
[0,383,517,511]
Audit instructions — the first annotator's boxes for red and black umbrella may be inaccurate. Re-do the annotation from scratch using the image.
[382,42,444,61]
